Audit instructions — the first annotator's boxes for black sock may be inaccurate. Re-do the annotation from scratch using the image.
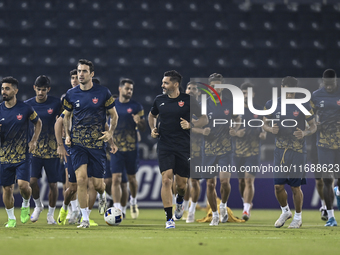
[164,207,173,221]
[176,194,184,204]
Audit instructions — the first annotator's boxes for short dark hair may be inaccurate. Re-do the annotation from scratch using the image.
[240,82,254,91]
[208,73,223,84]
[77,59,94,73]
[281,76,298,87]
[70,69,77,76]
[323,69,337,79]
[1,76,19,89]
[164,70,182,87]
[92,78,101,85]
[34,75,50,88]
[186,81,197,89]
[119,78,134,87]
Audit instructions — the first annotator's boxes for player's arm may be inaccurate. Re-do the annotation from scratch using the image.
[29,118,42,153]
[63,110,72,146]
[99,107,118,142]
[105,122,118,154]
[148,112,159,138]
[262,116,279,134]
[132,112,146,132]
[192,127,211,136]
[55,116,69,162]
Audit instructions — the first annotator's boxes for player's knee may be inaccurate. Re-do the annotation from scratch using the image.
[274,185,284,193]
[206,181,215,191]
[3,185,12,195]
[220,179,230,188]
[48,182,58,190]
[244,178,254,187]
[77,176,87,187]
[162,177,172,188]
[30,178,38,187]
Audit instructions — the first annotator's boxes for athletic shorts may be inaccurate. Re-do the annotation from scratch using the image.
[110,150,139,176]
[317,147,340,179]
[234,154,260,178]
[65,146,77,183]
[273,148,306,187]
[30,157,61,183]
[104,159,128,183]
[202,152,233,178]
[0,160,30,186]
[190,157,203,180]
[70,145,106,179]
[157,148,190,178]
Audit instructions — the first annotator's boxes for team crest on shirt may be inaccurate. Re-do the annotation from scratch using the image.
[17,114,23,120]
[224,109,229,115]
[293,110,299,117]
[47,108,53,114]
[127,108,133,113]
[253,114,258,118]
[92,97,98,104]
[337,100,340,106]
[178,101,184,107]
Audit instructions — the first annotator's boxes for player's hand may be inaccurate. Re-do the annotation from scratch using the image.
[259,132,266,140]
[110,142,118,154]
[151,127,159,138]
[236,129,246,138]
[180,117,190,130]
[293,127,305,140]
[57,143,69,163]
[99,131,113,142]
[28,140,37,153]
[132,114,141,124]
[271,123,279,134]
[229,127,236,136]
[65,136,71,146]
[202,127,211,136]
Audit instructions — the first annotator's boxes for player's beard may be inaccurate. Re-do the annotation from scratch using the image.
[2,95,13,101]
[123,94,131,100]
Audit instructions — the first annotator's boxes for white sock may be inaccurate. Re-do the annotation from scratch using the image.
[70,200,78,212]
[294,212,302,220]
[183,200,189,211]
[130,196,137,205]
[172,194,176,204]
[22,198,29,208]
[189,202,197,213]
[6,207,16,220]
[114,203,121,210]
[48,206,55,217]
[212,211,219,218]
[99,191,105,199]
[241,197,244,203]
[243,203,251,213]
[321,200,326,209]
[33,198,43,208]
[62,202,68,211]
[220,202,226,208]
[80,208,89,221]
[87,208,92,218]
[122,206,127,214]
[327,209,334,219]
[281,205,290,213]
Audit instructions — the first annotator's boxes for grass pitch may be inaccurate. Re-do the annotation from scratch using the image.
[0,208,339,255]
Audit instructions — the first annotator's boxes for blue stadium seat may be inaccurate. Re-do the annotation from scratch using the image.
[57,13,82,29]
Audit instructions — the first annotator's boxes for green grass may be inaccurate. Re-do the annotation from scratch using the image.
[0,208,339,255]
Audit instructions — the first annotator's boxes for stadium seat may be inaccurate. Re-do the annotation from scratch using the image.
[57,13,82,29]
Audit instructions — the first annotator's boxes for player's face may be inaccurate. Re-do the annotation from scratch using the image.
[77,64,94,85]
[34,86,50,101]
[186,84,199,97]
[323,78,337,93]
[71,74,79,87]
[282,85,295,99]
[1,83,18,101]
[120,83,133,99]
[210,81,223,95]
[161,76,177,95]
